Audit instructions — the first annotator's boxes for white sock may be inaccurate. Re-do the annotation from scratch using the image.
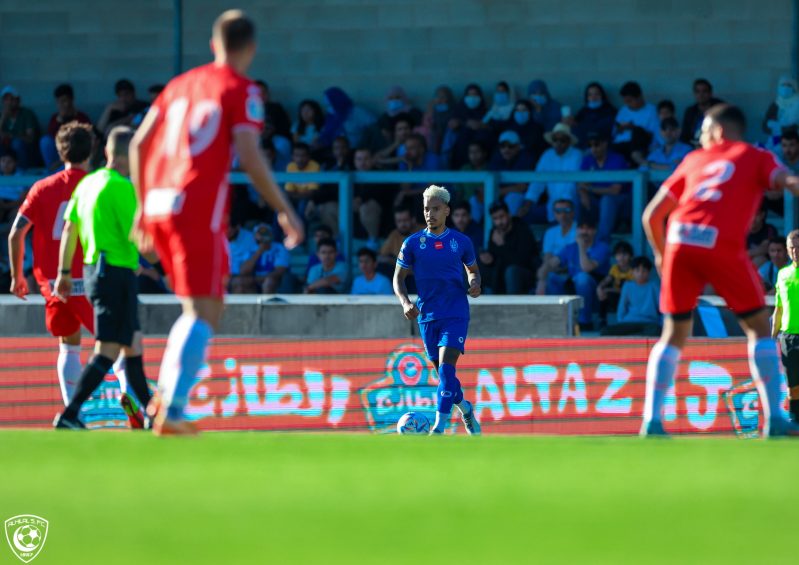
[643,342,680,424]
[749,337,785,435]
[455,400,473,416]
[113,356,128,394]
[57,344,82,406]
[432,411,449,433]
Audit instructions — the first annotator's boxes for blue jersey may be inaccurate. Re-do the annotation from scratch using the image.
[397,228,476,322]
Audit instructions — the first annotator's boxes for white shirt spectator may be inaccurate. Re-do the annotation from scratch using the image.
[613,103,659,144]
[542,223,577,257]
[351,272,393,295]
[523,146,583,222]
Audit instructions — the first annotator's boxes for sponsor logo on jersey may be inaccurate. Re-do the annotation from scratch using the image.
[667,221,718,249]
[434,241,444,250]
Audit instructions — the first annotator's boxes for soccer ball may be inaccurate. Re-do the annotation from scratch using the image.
[16,525,42,549]
[397,411,430,435]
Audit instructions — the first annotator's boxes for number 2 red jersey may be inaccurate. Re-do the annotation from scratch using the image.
[17,168,87,293]
[661,140,784,250]
[140,63,264,233]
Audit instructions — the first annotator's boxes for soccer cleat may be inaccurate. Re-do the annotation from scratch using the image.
[765,418,799,438]
[639,419,670,438]
[461,403,481,436]
[53,412,86,430]
[119,393,145,430]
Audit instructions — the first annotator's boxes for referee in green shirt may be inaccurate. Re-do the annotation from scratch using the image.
[772,229,799,422]
[53,126,153,429]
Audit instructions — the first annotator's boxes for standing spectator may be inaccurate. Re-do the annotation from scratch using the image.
[305,237,348,294]
[578,132,630,242]
[773,229,799,421]
[319,86,376,148]
[596,240,634,328]
[285,142,321,222]
[255,80,291,139]
[420,85,456,156]
[0,86,40,169]
[748,204,778,268]
[240,223,292,294]
[450,200,482,252]
[545,217,611,331]
[519,123,583,223]
[291,99,325,149]
[535,198,577,295]
[763,76,799,146]
[351,247,393,295]
[780,128,799,173]
[479,200,539,294]
[96,79,148,135]
[527,79,562,132]
[483,81,516,131]
[612,81,659,162]
[490,130,536,216]
[681,78,723,146]
[376,85,422,146]
[760,237,790,294]
[570,81,617,149]
[505,99,546,160]
[446,83,490,169]
[600,256,661,336]
[40,84,92,170]
[227,223,259,294]
[641,118,693,171]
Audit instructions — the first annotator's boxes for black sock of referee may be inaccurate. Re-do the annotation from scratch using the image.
[123,355,152,408]
[62,354,115,420]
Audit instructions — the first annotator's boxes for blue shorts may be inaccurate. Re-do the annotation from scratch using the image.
[418,318,469,361]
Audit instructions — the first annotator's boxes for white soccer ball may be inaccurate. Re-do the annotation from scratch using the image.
[16,525,42,550]
[396,411,430,435]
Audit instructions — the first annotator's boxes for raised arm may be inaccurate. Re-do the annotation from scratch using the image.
[393,263,419,320]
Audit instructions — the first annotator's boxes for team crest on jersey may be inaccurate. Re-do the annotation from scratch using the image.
[246,95,264,122]
[449,238,458,252]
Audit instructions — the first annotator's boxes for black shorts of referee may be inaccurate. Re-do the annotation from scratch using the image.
[84,257,140,346]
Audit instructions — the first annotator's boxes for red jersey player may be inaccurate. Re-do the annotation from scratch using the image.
[129,10,303,435]
[8,122,94,406]
[641,104,799,437]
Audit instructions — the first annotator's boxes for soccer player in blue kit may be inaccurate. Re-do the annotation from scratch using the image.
[393,185,482,434]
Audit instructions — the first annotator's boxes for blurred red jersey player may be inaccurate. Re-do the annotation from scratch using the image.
[8,122,94,406]
[130,9,303,435]
[641,104,799,437]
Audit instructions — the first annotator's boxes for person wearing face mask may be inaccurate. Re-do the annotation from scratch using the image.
[446,83,491,169]
[763,76,799,146]
[527,79,562,132]
[483,81,516,131]
[504,99,546,159]
[420,85,456,155]
[571,82,617,149]
[376,85,422,148]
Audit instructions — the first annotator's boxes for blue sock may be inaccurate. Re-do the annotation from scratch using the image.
[159,315,213,421]
[750,338,784,426]
[644,342,680,424]
[437,363,463,415]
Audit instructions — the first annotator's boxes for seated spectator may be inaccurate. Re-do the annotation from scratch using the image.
[640,118,692,171]
[479,200,539,294]
[457,141,489,223]
[420,85,456,156]
[0,149,26,225]
[490,130,536,216]
[137,256,169,294]
[600,256,661,336]
[374,113,414,169]
[240,224,293,294]
[681,78,723,146]
[570,81,617,149]
[657,99,676,122]
[748,204,778,268]
[763,75,799,148]
[351,247,393,295]
[596,240,634,328]
[578,132,630,242]
[285,142,321,221]
[0,86,40,169]
[519,123,582,223]
[255,80,291,138]
[781,128,799,173]
[451,200,482,252]
[545,217,611,331]
[306,224,345,274]
[131,83,165,128]
[527,79,562,132]
[40,83,92,170]
[760,237,790,294]
[483,81,516,132]
[352,147,392,248]
[504,99,546,160]
[324,135,352,172]
[319,86,376,148]
[376,86,422,146]
[97,79,148,135]
[535,199,577,294]
[227,223,259,294]
[262,114,292,171]
[444,83,490,169]
[291,99,325,149]
[394,133,442,210]
[305,237,348,294]
[379,206,422,271]
[612,81,659,162]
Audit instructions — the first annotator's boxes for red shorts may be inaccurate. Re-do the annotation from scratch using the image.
[150,223,229,298]
[45,295,94,337]
[660,244,765,316]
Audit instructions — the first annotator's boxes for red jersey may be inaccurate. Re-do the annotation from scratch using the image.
[17,168,87,293]
[662,141,784,250]
[140,63,264,234]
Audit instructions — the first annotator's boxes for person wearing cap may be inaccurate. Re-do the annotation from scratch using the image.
[490,129,536,216]
[518,123,583,223]
[578,131,630,242]
[0,86,41,169]
[239,223,293,294]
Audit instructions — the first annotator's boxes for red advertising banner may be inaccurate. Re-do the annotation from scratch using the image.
[0,337,768,435]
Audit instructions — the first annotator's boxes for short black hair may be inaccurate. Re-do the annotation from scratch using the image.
[354,146,372,155]
[213,10,256,53]
[768,236,787,247]
[406,133,427,150]
[317,237,337,251]
[468,140,488,154]
[1,148,17,161]
[255,79,268,89]
[357,247,377,261]
[631,256,653,270]
[620,81,643,98]
[314,224,333,237]
[705,104,746,136]
[292,142,311,154]
[54,83,74,99]
[693,78,712,91]
[489,200,509,216]
[148,84,165,95]
[782,127,799,142]
[451,200,471,214]
[612,241,634,256]
[56,122,94,164]
[393,205,412,216]
[115,79,134,94]
[660,117,679,130]
[393,112,414,128]
[657,99,675,114]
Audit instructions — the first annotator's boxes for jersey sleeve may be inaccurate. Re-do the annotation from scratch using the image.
[759,148,786,190]
[17,182,41,224]
[64,191,79,224]
[396,238,414,269]
[659,157,689,200]
[228,82,264,135]
[461,234,476,267]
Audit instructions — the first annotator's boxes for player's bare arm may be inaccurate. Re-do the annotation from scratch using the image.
[234,128,304,250]
[7,213,32,299]
[773,170,799,196]
[393,263,419,320]
[129,107,159,253]
[772,304,782,338]
[466,262,481,298]
[54,220,79,302]
[642,187,678,272]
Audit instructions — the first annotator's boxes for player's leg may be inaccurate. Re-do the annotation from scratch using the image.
[780,334,799,421]
[118,331,152,429]
[56,331,82,405]
[431,320,479,435]
[56,339,121,429]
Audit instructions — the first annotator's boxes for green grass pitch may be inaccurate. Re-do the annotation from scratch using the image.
[1,431,797,564]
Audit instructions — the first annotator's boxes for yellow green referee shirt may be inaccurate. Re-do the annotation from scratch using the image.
[64,168,139,270]
[775,263,799,335]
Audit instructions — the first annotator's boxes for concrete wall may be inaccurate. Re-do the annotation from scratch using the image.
[0,0,792,142]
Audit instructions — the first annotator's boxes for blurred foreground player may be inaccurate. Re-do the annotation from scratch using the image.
[130,10,303,435]
[53,127,153,429]
[641,104,799,437]
[393,186,482,434]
